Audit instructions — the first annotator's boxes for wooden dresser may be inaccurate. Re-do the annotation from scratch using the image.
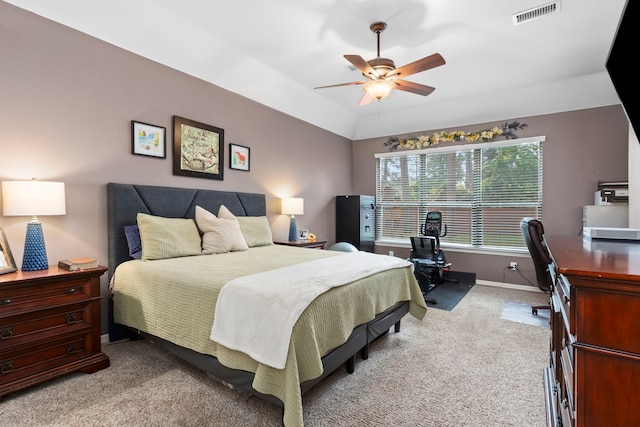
[544,236,640,427]
[0,266,109,397]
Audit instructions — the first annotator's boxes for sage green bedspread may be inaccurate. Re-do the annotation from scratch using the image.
[112,245,426,426]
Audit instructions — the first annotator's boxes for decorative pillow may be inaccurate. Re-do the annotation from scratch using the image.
[195,206,249,254]
[237,216,274,247]
[217,204,237,220]
[136,213,202,261]
[124,224,142,260]
[217,205,273,247]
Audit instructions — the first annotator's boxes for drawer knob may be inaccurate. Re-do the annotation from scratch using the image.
[0,361,13,374]
[0,327,12,340]
[0,299,11,305]
[65,313,77,324]
[65,286,83,295]
[66,344,78,354]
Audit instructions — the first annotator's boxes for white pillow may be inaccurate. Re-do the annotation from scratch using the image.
[195,206,248,254]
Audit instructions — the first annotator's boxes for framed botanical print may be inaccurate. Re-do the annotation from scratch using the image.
[229,143,250,171]
[173,116,224,180]
[0,228,17,275]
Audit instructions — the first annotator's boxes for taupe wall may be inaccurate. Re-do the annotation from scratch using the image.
[0,2,634,336]
[0,4,352,332]
[353,106,630,287]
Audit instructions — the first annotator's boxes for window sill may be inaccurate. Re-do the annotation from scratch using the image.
[375,240,529,257]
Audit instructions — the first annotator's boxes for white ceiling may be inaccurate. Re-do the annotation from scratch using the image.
[5,0,627,140]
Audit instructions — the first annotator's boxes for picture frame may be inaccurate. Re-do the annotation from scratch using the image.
[0,228,17,275]
[299,229,309,240]
[229,143,250,171]
[131,121,166,158]
[173,116,224,180]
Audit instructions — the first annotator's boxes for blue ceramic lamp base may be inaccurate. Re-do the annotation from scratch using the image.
[288,216,298,241]
[22,222,49,271]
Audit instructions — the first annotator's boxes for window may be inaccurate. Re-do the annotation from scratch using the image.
[375,137,544,250]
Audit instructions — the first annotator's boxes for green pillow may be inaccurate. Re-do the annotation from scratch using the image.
[237,216,274,247]
[137,213,202,260]
[217,205,273,248]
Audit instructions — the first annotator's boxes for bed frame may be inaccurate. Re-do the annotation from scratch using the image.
[106,182,408,406]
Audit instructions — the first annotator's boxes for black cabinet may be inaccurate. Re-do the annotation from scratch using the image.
[336,195,375,252]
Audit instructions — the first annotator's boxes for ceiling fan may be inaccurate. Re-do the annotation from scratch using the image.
[315,22,446,106]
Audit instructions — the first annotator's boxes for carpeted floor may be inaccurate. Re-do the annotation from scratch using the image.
[0,284,549,427]
[424,271,476,311]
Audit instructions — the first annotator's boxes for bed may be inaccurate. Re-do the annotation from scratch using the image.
[107,182,427,426]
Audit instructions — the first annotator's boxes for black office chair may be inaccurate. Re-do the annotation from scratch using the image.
[520,217,552,315]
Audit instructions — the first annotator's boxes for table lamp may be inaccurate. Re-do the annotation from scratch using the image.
[281,197,304,242]
[1,179,66,271]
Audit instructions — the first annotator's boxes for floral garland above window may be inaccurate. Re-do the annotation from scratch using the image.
[384,121,528,151]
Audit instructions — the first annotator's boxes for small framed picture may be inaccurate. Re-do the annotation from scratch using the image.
[0,228,17,275]
[229,143,250,171]
[173,116,224,180]
[299,229,309,240]
[131,121,166,158]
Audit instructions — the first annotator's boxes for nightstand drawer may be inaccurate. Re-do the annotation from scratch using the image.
[0,276,94,315]
[0,331,93,385]
[0,267,108,398]
[0,301,93,349]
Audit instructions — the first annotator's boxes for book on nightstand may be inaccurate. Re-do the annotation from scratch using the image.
[58,257,99,271]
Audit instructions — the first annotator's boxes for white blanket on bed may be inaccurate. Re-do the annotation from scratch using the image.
[209,251,412,369]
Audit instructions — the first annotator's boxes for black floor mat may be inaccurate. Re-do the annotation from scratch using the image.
[424,271,476,311]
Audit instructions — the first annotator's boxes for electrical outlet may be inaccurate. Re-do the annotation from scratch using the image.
[509,261,518,270]
[389,250,394,257]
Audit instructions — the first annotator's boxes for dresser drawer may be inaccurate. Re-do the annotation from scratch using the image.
[0,301,94,350]
[556,274,572,336]
[0,267,108,398]
[560,343,574,415]
[572,285,640,355]
[559,397,573,427]
[0,331,94,385]
[0,276,95,316]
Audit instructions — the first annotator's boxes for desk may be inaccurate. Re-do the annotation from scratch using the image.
[544,236,640,427]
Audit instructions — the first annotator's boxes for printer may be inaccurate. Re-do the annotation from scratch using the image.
[595,180,629,205]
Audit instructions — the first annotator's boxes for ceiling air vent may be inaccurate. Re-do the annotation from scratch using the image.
[513,1,561,25]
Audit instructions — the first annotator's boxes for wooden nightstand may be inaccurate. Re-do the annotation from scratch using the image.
[0,266,110,398]
[274,240,328,249]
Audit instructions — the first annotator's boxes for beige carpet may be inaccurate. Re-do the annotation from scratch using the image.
[0,285,549,426]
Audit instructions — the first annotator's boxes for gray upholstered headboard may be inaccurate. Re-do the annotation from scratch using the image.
[106,182,267,279]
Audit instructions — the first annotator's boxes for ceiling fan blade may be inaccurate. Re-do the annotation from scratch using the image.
[344,54,379,78]
[314,81,367,89]
[387,53,445,78]
[358,92,374,106]
[394,80,436,96]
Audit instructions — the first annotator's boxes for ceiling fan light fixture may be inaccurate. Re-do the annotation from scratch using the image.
[363,79,395,101]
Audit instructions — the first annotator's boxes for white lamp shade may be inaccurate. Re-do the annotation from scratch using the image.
[281,197,304,216]
[2,180,66,216]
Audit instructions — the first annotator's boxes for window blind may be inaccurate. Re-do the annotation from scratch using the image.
[375,137,544,250]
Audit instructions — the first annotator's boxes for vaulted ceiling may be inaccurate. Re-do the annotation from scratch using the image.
[5,0,627,140]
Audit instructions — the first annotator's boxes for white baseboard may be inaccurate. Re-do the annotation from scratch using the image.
[476,279,544,293]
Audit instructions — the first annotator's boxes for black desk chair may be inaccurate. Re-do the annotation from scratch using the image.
[520,217,552,315]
